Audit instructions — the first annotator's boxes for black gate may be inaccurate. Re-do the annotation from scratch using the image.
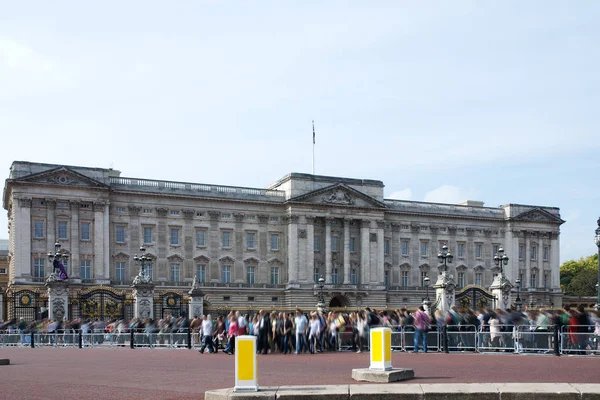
[455,285,496,311]
[154,292,186,319]
[10,289,45,322]
[72,288,133,322]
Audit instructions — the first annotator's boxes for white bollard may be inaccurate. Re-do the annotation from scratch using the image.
[234,335,259,391]
[369,327,392,371]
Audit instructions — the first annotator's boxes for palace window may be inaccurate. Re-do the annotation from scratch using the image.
[222,231,231,248]
[142,226,152,244]
[0,268,6,274]
[475,244,482,259]
[196,264,206,283]
[401,240,409,256]
[270,216,279,222]
[221,265,231,283]
[458,272,465,288]
[247,266,255,284]
[314,235,321,252]
[493,245,499,255]
[314,268,320,284]
[246,232,256,250]
[171,210,180,216]
[530,245,538,261]
[543,246,550,261]
[34,220,45,239]
[421,271,428,287]
[350,237,356,252]
[115,207,125,212]
[384,270,390,288]
[170,228,180,245]
[331,236,339,252]
[457,243,464,258]
[420,241,429,257]
[332,268,339,285]
[350,268,357,285]
[170,263,180,282]
[401,271,409,287]
[384,239,390,256]
[196,230,206,247]
[80,260,92,280]
[81,222,91,241]
[270,234,279,251]
[530,272,537,288]
[270,267,279,285]
[145,264,153,280]
[115,262,126,281]
[57,221,68,240]
[33,258,45,278]
[475,272,482,286]
[221,213,231,220]
[519,244,524,260]
[543,272,549,289]
[115,226,125,243]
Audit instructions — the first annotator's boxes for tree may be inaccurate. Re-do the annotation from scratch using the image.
[560,254,599,296]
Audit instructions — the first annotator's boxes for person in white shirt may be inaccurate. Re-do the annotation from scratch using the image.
[308,312,321,354]
[199,315,215,354]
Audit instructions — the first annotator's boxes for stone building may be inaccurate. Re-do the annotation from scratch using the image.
[0,239,8,320]
[2,161,565,320]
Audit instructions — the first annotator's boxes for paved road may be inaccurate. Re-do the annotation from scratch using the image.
[1,348,599,400]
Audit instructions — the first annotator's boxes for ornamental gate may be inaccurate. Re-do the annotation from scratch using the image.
[455,285,496,311]
[71,288,134,322]
[154,292,186,319]
[10,289,46,321]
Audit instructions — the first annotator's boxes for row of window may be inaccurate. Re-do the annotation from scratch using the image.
[380,270,551,289]
[33,258,92,279]
[33,221,92,241]
[313,268,359,285]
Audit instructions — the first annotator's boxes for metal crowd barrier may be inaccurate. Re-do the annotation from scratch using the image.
[560,325,600,356]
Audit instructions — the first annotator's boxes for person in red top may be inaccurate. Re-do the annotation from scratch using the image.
[224,316,238,355]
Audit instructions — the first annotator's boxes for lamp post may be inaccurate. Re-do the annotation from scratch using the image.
[47,242,69,279]
[317,276,325,311]
[515,278,522,311]
[133,246,153,282]
[423,276,430,302]
[437,244,453,272]
[594,217,600,311]
[493,247,509,276]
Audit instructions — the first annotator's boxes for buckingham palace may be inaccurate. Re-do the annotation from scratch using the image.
[1,161,565,320]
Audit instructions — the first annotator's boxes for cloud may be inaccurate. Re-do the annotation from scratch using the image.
[387,188,413,200]
[0,37,71,97]
[424,185,473,204]
[0,38,53,74]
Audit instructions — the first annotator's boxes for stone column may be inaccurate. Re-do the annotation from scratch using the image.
[287,215,299,285]
[433,272,456,316]
[46,279,69,321]
[208,211,221,282]
[93,202,106,280]
[15,198,32,280]
[325,217,332,284]
[132,282,155,319]
[305,216,315,284]
[524,231,531,289]
[257,214,269,283]
[46,199,56,262]
[376,220,385,286]
[70,201,80,278]
[103,203,110,281]
[234,213,245,283]
[343,218,351,284]
[360,219,370,286]
[188,276,204,318]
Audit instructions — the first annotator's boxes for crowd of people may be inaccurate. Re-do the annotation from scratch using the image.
[1,305,599,353]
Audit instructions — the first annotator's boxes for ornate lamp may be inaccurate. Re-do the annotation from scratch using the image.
[437,244,453,272]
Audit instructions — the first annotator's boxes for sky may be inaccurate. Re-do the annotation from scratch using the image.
[1,1,599,264]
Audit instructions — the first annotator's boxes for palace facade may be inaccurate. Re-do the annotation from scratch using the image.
[2,161,565,320]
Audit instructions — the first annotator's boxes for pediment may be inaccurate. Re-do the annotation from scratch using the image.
[15,167,108,189]
[244,257,260,264]
[112,252,130,258]
[511,208,564,224]
[193,255,210,263]
[167,254,184,262]
[289,183,386,209]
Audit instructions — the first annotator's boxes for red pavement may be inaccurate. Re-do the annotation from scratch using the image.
[1,348,599,400]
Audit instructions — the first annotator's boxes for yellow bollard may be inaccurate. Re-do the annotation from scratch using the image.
[234,335,259,391]
[369,327,392,371]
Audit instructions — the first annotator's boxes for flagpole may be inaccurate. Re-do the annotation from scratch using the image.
[312,120,315,176]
